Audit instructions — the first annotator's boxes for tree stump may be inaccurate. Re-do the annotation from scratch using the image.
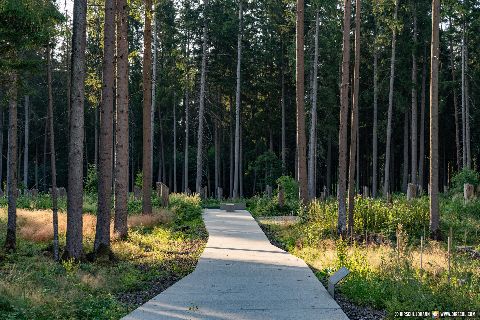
[278,186,285,208]
[266,185,272,198]
[464,183,474,202]
[407,183,416,201]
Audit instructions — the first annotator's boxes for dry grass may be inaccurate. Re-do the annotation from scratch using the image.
[0,208,172,243]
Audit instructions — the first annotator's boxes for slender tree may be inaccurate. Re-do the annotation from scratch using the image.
[47,45,59,261]
[429,0,440,239]
[4,71,18,252]
[0,107,3,193]
[348,0,361,234]
[411,8,418,187]
[308,10,320,200]
[296,0,308,203]
[142,0,153,214]
[195,0,209,193]
[183,43,190,192]
[337,0,352,235]
[449,19,461,171]
[418,51,426,191]
[173,93,177,193]
[402,110,409,192]
[114,0,129,239]
[383,0,399,197]
[233,0,242,198]
[23,95,29,189]
[65,0,87,260]
[372,47,378,197]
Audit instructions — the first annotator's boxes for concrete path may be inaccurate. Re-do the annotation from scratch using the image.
[123,209,348,320]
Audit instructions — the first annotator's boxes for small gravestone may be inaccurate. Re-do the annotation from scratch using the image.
[363,186,369,198]
[58,187,67,198]
[328,266,350,298]
[134,186,142,200]
[464,183,474,202]
[407,183,416,201]
[266,185,272,198]
[200,186,208,199]
[386,193,392,204]
[24,189,31,196]
[278,186,285,208]
[217,187,223,200]
[320,191,326,201]
[156,182,162,196]
[185,187,191,195]
[159,183,170,207]
[30,188,38,197]
[444,185,448,193]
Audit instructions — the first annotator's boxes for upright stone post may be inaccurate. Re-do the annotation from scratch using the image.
[217,187,223,201]
[464,183,474,202]
[278,185,285,208]
[407,183,416,201]
[266,185,272,198]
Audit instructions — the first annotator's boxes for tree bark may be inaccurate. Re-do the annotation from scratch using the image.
[429,0,440,239]
[372,47,378,198]
[449,20,461,172]
[383,0,399,197]
[114,0,129,239]
[229,96,234,197]
[183,44,190,192]
[348,0,361,235]
[214,119,219,197]
[173,93,177,193]
[195,0,209,193]
[47,46,59,261]
[296,0,308,203]
[4,71,18,252]
[0,106,4,192]
[411,9,418,186]
[402,110,409,192]
[65,0,87,260]
[465,43,471,169]
[23,95,29,189]
[461,23,466,168]
[337,0,351,235]
[151,7,157,180]
[142,0,153,214]
[326,134,331,196]
[308,10,320,200]
[232,0,243,199]
[281,46,286,172]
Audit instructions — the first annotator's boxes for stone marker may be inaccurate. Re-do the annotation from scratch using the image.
[133,186,142,200]
[30,188,38,197]
[464,183,474,202]
[266,185,272,198]
[217,187,223,201]
[328,266,350,298]
[386,193,392,204]
[185,187,191,195]
[58,187,67,198]
[278,186,285,208]
[407,183,416,201]
[363,186,369,198]
[158,183,170,207]
[320,191,326,201]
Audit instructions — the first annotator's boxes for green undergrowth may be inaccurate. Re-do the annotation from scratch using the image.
[0,193,207,319]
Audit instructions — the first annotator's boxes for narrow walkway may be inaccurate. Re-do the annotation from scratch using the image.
[123,209,348,320]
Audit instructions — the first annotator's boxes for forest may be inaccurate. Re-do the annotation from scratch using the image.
[0,0,479,319]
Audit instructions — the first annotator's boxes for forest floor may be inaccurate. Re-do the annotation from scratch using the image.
[257,213,480,320]
[0,197,207,319]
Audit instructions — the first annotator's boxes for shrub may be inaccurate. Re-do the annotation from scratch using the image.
[135,171,143,189]
[169,193,202,222]
[451,168,480,194]
[84,164,98,195]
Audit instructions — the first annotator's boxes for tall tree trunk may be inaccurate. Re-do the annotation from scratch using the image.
[94,106,98,168]
[23,95,29,189]
[233,0,242,199]
[465,44,471,169]
[337,0,352,235]
[348,0,361,235]
[0,105,4,192]
[449,20,461,172]
[419,52,426,191]
[151,7,157,180]
[461,24,466,169]
[429,0,440,239]
[35,145,38,189]
[4,71,18,252]
[65,0,87,260]
[296,0,308,203]
[326,134,332,196]
[183,47,190,192]
[402,110,409,192]
[43,119,47,191]
[214,119,219,196]
[173,93,177,192]
[308,10,320,200]
[229,97,234,197]
[383,0,399,197]
[142,0,153,214]
[239,125,243,197]
[411,9,418,186]
[95,0,115,254]
[281,47,286,171]
[195,0,209,193]
[372,47,378,198]
[47,46,59,261]
[114,0,129,239]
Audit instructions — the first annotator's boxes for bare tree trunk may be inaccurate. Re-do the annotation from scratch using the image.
[411,9,418,186]
[372,47,378,198]
[183,45,190,192]
[159,111,166,182]
[337,0,352,235]
[239,124,243,197]
[348,0,361,235]
[94,106,98,168]
[214,119,219,196]
[47,46,59,261]
[23,95,29,189]
[449,19,461,172]
[95,0,115,254]
[419,53,426,191]
[461,24,466,168]
[195,0,209,193]
[35,145,38,188]
[4,71,18,252]
[142,0,153,214]
[383,0,399,197]
[229,97,234,197]
[429,0,440,239]
[151,7,157,179]
[233,0,242,199]
[65,0,87,260]
[308,10,320,200]
[465,44,471,169]
[296,0,308,203]
[114,0,129,239]
[402,110,409,192]
[0,105,3,192]
[173,93,177,192]
[281,48,286,171]
[43,119,47,191]
[326,134,331,196]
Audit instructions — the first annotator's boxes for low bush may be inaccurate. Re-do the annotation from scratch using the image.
[168,193,202,222]
[451,168,480,194]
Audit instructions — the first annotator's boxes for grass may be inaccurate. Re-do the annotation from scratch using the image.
[0,193,207,319]
[257,195,480,319]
